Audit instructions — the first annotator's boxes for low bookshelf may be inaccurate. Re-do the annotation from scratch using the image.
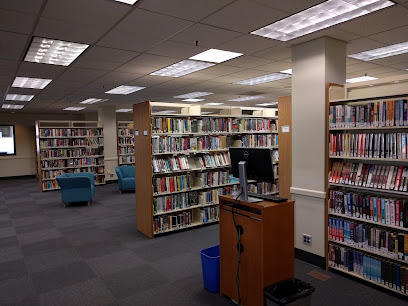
[35,120,105,192]
[117,121,134,166]
[326,76,408,296]
[134,101,279,238]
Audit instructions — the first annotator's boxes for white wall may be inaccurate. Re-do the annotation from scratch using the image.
[291,37,346,257]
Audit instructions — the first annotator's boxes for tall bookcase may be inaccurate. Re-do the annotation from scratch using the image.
[35,120,105,191]
[117,121,134,166]
[134,101,279,238]
[326,76,408,297]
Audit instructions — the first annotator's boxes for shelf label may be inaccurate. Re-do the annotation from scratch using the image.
[143,129,148,136]
[135,130,139,136]
[281,125,290,133]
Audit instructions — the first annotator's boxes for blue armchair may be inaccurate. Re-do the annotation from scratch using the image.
[56,172,95,206]
[115,166,135,192]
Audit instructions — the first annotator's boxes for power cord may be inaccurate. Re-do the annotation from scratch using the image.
[231,191,243,305]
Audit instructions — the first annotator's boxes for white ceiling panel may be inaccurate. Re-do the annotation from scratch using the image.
[113,8,193,39]
[389,61,408,70]
[92,71,143,86]
[0,59,19,76]
[336,6,408,37]
[368,25,408,45]
[170,23,241,48]
[373,71,408,78]
[359,66,400,75]
[72,58,124,71]
[253,61,291,73]
[180,72,220,81]
[97,30,162,52]
[200,64,245,76]
[201,0,288,34]
[115,62,158,74]
[17,62,66,79]
[347,38,386,55]
[139,0,235,21]
[252,44,291,61]
[42,0,131,30]
[252,0,325,14]
[57,68,107,83]
[147,41,207,59]
[226,69,269,79]
[346,62,382,73]
[123,54,180,69]
[80,46,139,64]
[346,58,362,66]
[216,35,279,55]
[126,75,169,87]
[0,0,43,14]
[35,17,106,44]
[369,53,408,66]
[0,9,37,34]
[223,55,272,69]
[0,31,28,61]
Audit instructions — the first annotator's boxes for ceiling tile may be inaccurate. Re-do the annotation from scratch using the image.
[72,58,123,71]
[115,62,158,74]
[201,0,288,34]
[17,62,66,79]
[369,53,408,66]
[139,0,234,21]
[0,0,43,14]
[346,62,382,73]
[114,8,193,39]
[147,41,207,59]
[35,17,106,44]
[97,30,162,52]
[251,44,291,61]
[80,46,139,64]
[124,54,180,68]
[0,9,36,34]
[368,25,408,45]
[336,5,408,37]
[216,35,279,55]
[372,71,408,78]
[347,38,386,55]
[126,75,170,87]
[180,72,219,81]
[57,68,107,83]
[170,23,241,48]
[252,61,290,73]
[93,71,144,86]
[222,55,272,69]
[43,0,131,29]
[0,59,19,76]
[0,31,29,61]
[251,0,325,14]
[389,61,408,70]
[199,65,245,76]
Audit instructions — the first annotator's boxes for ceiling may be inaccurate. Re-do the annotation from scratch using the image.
[1,0,408,113]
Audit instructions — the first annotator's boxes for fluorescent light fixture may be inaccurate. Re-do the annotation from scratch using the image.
[201,112,213,115]
[257,102,278,106]
[155,110,177,114]
[12,77,52,89]
[346,76,378,83]
[349,41,408,61]
[205,103,224,106]
[116,109,133,113]
[6,94,34,101]
[24,37,89,66]
[114,0,138,4]
[228,96,263,102]
[234,73,291,86]
[150,60,215,77]
[280,69,292,74]
[79,98,108,104]
[251,0,394,42]
[182,98,204,102]
[63,107,85,111]
[105,85,145,95]
[189,49,243,63]
[1,104,24,109]
[174,92,213,99]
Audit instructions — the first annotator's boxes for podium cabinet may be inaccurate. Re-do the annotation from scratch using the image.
[219,195,294,306]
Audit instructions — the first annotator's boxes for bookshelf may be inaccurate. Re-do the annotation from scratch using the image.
[327,77,408,296]
[35,120,105,192]
[117,121,134,166]
[134,101,279,238]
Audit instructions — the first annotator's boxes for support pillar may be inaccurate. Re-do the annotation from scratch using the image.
[98,107,118,181]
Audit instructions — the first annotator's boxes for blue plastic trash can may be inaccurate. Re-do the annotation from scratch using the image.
[200,245,220,293]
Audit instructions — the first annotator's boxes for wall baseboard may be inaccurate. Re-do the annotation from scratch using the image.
[0,175,36,180]
[105,179,118,185]
[295,248,326,269]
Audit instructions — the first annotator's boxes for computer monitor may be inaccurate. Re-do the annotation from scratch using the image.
[229,147,275,202]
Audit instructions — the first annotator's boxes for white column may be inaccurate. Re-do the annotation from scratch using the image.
[98,107,118,181]
[291,37,346,257]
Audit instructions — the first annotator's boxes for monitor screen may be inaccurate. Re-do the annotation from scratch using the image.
[0,125,16,156]
[229,147,274,183]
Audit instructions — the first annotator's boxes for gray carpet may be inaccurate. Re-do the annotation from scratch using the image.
[0,178,406,305]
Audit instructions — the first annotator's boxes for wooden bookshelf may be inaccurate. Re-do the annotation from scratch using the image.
[326,79,408,296]
[35,120,105,192]
[117,121,134,166]
[134,101,279,238]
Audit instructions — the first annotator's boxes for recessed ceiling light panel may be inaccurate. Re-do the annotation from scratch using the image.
[79,98,109,104]
[63,107,85,111]
[6,94,34,101]
[189,49,243,63]
[205,103,224,106]
[280,69,292,74]
[12,77,52,89]
[174,92,213,99]
[116,109,133,112]
[201,112,213,115]
[349,41,408,61]
[234,73,291,86]
[346,76,378,83]
[114,0,138,4]
[105,85,145,95]
[24,37,89,66]
[251,0,394,41]
[150,60,215,77]
[257,102,278,106]
[182,98,204,102]
[155,110,177,114]
[228,96,263,102]
[1,104,25,109]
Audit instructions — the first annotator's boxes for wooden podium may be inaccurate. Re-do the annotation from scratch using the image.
[219,195,294,306]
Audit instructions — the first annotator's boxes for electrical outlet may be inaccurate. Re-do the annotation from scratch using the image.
[303,234,312,245]
[109,173,114,178]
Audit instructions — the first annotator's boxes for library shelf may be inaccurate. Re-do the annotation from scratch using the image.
[153,202,222,217]
[42,155,104,161]
[329,212,408,232]
[152,149,229,156]
[329,156,408,163]
[152,182,240,197]
[117,121,135,166]
[153,219,219,235]
[329,183,408,197]
[329,266,408,297]
[330,126,408,131]
[329,93,408,105]
[329,239,408,265]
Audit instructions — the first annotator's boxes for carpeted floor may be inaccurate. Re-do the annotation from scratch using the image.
[0,178,406,305]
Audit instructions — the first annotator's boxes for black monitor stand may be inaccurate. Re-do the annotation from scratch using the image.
[238,161,263,203]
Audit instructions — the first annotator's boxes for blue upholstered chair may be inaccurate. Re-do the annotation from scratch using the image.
[115,166,135,192]
[56,172,95,206]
